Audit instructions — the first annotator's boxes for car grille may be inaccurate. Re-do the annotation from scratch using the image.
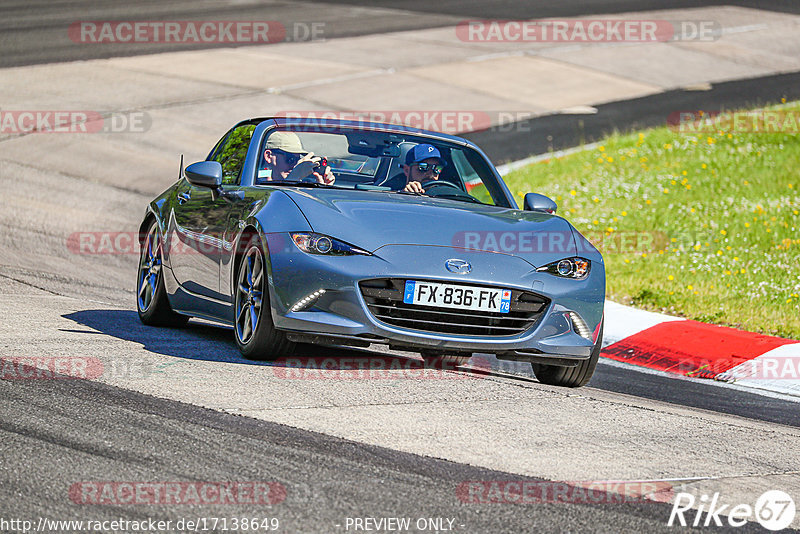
[359,278,549,337]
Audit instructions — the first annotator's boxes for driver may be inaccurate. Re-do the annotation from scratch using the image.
[402,144,446,194]
[258,131,335,185]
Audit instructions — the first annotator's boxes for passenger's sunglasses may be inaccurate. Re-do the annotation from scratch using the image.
[415,162,445,174]
[273,150,301,166]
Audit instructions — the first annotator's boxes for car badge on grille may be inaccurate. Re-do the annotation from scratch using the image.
[445,259,472,274]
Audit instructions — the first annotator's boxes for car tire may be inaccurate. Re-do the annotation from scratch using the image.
[532,322,603,388]
[137,221,189,327]
[234,241,294,360]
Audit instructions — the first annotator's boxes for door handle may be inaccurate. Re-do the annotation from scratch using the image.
[177,192,191,204]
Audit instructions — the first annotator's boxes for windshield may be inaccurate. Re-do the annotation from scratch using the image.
[256,128,512,207]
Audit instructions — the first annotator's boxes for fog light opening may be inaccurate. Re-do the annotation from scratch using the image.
[567,312,592,339]
[291,289,327,312]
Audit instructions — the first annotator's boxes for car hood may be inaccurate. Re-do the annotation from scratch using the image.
[281,188,579,267]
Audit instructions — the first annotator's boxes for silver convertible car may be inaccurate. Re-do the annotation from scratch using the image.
[137,118,605,387]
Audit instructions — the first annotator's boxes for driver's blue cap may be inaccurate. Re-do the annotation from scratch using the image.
[406,144,443,165]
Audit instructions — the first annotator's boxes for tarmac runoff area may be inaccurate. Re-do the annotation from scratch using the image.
[2,4,800,529]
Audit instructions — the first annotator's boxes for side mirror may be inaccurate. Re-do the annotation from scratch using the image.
[184,161,222,188]
[523,193,557,214]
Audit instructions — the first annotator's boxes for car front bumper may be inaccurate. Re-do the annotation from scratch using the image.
[265,235,605,361]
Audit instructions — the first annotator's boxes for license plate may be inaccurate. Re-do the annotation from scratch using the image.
[403,281,511,313]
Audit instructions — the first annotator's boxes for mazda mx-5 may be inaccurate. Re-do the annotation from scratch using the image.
[137,118,605,387]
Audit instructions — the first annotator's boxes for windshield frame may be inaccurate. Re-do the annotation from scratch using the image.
[237,119,517,208]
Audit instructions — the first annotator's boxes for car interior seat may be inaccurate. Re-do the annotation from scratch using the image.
[375,142,415,189]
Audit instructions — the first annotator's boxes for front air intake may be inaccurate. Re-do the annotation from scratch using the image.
[359,278,549,337]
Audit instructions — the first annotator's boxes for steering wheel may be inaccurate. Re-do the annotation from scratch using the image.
[420,180,480,202]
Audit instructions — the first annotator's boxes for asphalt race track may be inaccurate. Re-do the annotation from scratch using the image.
[4,0,800,68]
[2,1,800,532]
[466,71,800,164]
[5,365,768,534]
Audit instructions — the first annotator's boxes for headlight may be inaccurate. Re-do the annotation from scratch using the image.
[536,257,590,279]
[290,232,370,256]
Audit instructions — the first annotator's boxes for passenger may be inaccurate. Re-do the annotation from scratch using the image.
[401,144,446,193]
[258,131,335,184]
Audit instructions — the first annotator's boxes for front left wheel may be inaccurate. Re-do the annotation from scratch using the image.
[532,322,603,388]
[234,242,294,360]
[137,221,188,327]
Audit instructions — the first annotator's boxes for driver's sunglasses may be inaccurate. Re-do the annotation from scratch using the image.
[415,162,445,174]
[273,150,300,166]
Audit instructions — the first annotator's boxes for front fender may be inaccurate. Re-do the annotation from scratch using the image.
[138,182,180,255]
[223,190,313,310]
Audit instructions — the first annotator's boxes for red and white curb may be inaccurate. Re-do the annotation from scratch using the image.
[602,301,800,398]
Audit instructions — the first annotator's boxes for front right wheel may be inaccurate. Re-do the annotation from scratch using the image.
[532,322,603,388]
[234,241,294,360]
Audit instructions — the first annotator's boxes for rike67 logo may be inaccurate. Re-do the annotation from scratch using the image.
[669,490,795,531]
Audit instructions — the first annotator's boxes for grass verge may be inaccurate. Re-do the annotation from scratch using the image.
[503,101,800,339]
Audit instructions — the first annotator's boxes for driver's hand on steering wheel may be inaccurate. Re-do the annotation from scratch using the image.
[403,180,426,194]
[298,152,336,185]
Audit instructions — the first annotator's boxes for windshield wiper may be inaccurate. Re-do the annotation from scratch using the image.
[393,190,425,196]
[436,194,484,204]
[392,190,484,204]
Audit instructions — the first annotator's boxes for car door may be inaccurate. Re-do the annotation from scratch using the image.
[170,124,255,306]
